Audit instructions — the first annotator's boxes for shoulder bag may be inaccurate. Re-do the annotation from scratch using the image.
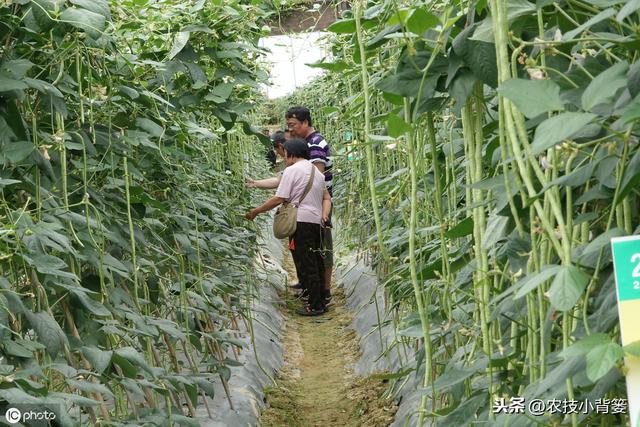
[273,165,316,239]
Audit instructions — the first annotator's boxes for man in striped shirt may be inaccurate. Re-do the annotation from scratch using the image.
[286,107,333,304]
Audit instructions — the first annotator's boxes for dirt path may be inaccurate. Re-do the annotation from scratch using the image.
[260,253,396,427]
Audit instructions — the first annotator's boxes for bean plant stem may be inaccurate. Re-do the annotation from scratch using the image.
[354,0,390,263]
[403,98,434,426]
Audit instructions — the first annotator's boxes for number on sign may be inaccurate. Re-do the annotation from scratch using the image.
[632,253,640,278]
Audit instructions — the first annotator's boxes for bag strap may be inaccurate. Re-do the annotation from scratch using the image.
[296,164,316,206]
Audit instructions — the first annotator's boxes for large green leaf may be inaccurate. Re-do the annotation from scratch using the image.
[3,340,35,358]
[546,160,599,188]
[23,253,78,281]
[584,0,625,5]
[0,179,21,187]
[114,347,153,375]
[25,311,69,357]
[0,141,34,163]
[514,265,561,299]
[377,69,438,99]
[24,78,63,98]
[327,19,356,34]
[30,0,64,31]
[616,0,640,22]
[118,85,139,99]
[453,28,498,88]
[482,215,510,250]
[561,333,610,358]
[581,61,629,111]
[440,394,486,426]
[628,62,640,98]
[81,346,113,374]
[72,290,110,317]
[60,7,107,39]
[586,342,623,382]
[406,8,439,35]
[66,379,114,397]
[307,60,350,72]
[531,112,597,154]
[431,367,477,392]
[450,71,477,109]
[387,113,412,138]
[23,220,73,253]
[210,83,234,101]
[168,32,190,60]
[48,392,101,407]
[445,217,474,239]
[0,59,34,79]
[0,388,41,404]
[0,294,10,342]
[70,0,111,20]
[0,75,28,92]
[193,376,216,398]
[136,118,164,138]
[431,359,488,392]
[617,146,640,204]
[471,0,536,42]
[548,265,590,311]
[498,78,564,118]
[620,96,640,124]
[578,228,625,261]
[366,24,401,50]
[563,8,616,41]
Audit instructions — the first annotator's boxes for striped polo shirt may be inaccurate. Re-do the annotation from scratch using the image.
[306,130,333,190]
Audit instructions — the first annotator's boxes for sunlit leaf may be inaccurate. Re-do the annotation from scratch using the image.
[586,342,623,381]
[531,112,598,154]
[60,7,107,39]
[548,265,590,311]
[498,78,564,118]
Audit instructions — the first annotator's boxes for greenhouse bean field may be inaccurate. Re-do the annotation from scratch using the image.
[1,0,640,426]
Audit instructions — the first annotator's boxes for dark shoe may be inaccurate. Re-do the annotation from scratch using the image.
[289,283,303,290]
[296,305,326,316]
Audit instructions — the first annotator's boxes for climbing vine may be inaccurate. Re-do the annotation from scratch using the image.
[276,0,640,425]
[0,0,271,424]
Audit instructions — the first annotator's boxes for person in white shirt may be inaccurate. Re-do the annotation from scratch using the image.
[245,139,331,315]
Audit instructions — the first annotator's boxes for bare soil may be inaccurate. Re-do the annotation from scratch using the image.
[268,0,350,35]
[260,251,397,427]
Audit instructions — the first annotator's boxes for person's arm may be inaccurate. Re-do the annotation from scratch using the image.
[246,175,281,189]
[245,196,285,220]
[321,189,331,224]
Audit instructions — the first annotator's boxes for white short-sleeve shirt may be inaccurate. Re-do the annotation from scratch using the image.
[275,159,325,224]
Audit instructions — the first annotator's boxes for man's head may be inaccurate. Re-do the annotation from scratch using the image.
[283,138,309,166]
[286,106,312,138]
[271,130,287,157]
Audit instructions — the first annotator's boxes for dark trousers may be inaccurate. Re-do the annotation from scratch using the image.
[290,222,325,310]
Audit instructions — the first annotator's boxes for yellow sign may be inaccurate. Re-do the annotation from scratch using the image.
[611,235,640,427]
